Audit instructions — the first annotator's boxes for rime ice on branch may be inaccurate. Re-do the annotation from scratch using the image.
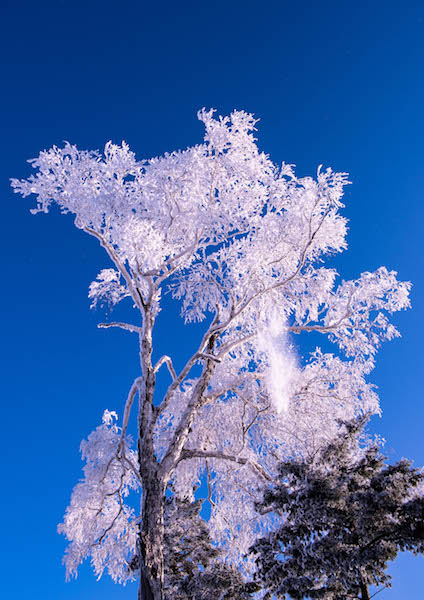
[12,109,411,600]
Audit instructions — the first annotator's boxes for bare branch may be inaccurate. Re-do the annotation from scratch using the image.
[216,333,256,359]
[237,403,271,455]
[154,354,199,423]
[160,334,219,473]
[83,226,146,312]
[94,473,125,546]
[287,322,346,334]
[122,455,142,484]
[198,352,221,363]
[205,460,216,507]
[154,313,221,424]
[179,449,273,482]
[98,322,143,335]
[120,377,142,444]
[154,355,177,380]
[370,586,390,599]
[287,287,354,335]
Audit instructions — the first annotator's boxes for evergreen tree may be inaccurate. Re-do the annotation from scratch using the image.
[130,494,257,600]
[251,416,424,600]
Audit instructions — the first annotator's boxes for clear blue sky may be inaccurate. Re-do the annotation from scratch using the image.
[1,1,423,597]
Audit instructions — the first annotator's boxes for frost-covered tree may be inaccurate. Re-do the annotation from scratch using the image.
[251,416,424,600]
[160,494,257,599]
[12,110,411,600]
[127,493,257,599]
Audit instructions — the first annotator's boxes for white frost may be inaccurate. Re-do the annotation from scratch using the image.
[258,312,298,413]
[12,108,412,590]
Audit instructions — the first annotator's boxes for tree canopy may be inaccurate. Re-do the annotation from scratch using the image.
[12,110,411,599]
[251,416,424,600]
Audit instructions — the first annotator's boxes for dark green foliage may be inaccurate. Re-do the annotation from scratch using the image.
[251,416,424,600]
[162,495,218,597]
[163,495,258,599]
[128,495,256,599]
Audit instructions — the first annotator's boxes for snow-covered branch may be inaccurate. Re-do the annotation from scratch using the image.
[160,346,218,474]
[98,322,143,335]
[154,355,177,380]
[120,378,142,444]
[179,449,273,482]
[83,226,146,313]
[13,109,412,598]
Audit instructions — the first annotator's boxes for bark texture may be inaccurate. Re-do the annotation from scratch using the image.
[138,474,166,600]
[137,323,218,600]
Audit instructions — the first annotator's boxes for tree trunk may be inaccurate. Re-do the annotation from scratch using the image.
[138,475,166,600]
[137,309,165,600]
[359,572,371,600]
[136,314,217,600]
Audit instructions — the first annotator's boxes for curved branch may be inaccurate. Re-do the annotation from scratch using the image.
[94,472,125,546]
[216,333,256,359]
[154,355,177,380]
[179,449,272,482]
[120,377,143,444]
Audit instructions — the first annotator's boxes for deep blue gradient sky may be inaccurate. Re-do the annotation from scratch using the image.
[1,1,424,598]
